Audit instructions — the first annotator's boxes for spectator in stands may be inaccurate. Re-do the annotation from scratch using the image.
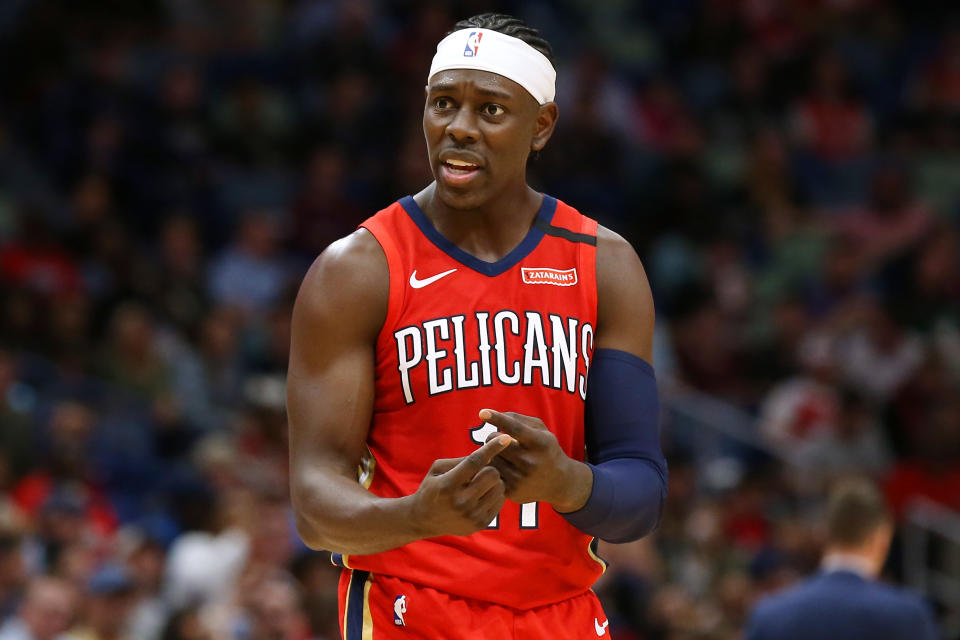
[758,333,840,450]
[670,291,750,400]
[122,526,169,640]
[0,351,32,481]
[0,526,27,623]
[796,388,892,480]
[802,234,873,322]
[289,146,366,257]
[790,49,873,205]
[163,488,248,611]
[288,553,339,640]
[884,394,960,518]
[98,304,172,400]
[746,478,938,640]
[207,213,289,316]
[211,79,293,167]
[834,162,935,270]
[157,606,208,640]
[837,302,925,404]
[0,217,81,299]
[149,216,208,335]
[910,26,960,116]
[791,50,872,163]
[13,404,118,541]
[891,226,960,339]
[65,566,137,640]
[0,576,77,640]
[168,306,244,433]
[241,572,311,640]
[634,76,699,155]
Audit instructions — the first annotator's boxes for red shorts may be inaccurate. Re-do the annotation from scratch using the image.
[337,569,609,639]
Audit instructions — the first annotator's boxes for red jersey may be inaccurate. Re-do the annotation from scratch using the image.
[337,194,605,610]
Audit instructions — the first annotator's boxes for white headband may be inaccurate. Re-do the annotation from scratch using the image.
[428,28,556,105]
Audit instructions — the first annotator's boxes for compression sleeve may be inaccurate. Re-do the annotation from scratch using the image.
[560,348,668,543]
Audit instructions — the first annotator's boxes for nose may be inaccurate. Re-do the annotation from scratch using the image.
[446,105,479,145]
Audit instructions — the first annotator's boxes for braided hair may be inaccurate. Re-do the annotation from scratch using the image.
[451,13,555,69]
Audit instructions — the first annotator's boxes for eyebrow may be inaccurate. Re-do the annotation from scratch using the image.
[428,82,514,100]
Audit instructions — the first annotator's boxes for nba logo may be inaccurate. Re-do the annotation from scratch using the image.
[394,595,407,626]
[463,31,482,57]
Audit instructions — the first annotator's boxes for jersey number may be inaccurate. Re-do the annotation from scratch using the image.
[470,423,539,529]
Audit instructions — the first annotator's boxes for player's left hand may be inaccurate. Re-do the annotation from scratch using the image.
[478,408,592,513]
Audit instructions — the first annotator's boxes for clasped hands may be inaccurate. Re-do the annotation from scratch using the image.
[408,409,591,539]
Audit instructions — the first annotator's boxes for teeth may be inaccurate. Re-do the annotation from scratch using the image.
[446,159,477,168]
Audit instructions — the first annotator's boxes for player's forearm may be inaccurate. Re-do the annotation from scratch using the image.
[562,348,668,542]
[549,458,594,514]
[292,472,424,555]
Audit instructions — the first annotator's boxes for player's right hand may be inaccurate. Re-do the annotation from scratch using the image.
[408,434,513,538]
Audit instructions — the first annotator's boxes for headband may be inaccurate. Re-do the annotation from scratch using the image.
[428,28,556,105]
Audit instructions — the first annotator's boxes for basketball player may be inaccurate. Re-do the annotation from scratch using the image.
[287,13,667,639]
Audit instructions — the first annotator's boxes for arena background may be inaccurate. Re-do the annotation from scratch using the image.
[1,0,959,638]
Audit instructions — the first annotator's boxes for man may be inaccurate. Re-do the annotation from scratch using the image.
[745,479,939,640]
[0,576,76,640]
[65,565,137,640]
[288,12,667,639]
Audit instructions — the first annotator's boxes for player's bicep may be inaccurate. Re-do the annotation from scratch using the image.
[287,230,388,488]
[594,226,655,361]
[286,339,374,477]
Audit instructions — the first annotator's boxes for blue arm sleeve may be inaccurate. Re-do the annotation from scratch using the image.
[560,348,668,543]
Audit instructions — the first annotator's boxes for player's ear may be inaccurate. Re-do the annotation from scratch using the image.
[531,102,559,152]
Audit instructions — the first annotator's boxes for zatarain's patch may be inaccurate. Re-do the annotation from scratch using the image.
[521,267,577,286]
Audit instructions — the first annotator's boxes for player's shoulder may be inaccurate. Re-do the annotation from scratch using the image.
[747,578,820,630]
[863,579,933,616]
[306,227,387,292]
[592,222,654,355]
[755,573,927,616]
[845,580,937,637]
[294,227,388,336]
[596,224,638,261]
[549,196,642,279]
[595,224,648,292]
[548,196,598,234]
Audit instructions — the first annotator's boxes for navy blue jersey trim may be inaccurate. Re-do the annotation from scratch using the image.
[533,218,597,246]
[330,552,345,567]
[398,194,558,277]
[345,570,369,640]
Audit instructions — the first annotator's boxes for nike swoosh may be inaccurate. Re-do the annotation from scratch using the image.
[409,268,457,289]
[594,618,609,636]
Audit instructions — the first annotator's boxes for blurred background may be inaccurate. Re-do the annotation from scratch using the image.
[0,0,959,639]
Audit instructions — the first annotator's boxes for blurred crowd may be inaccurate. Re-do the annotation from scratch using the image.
[1,0,959,639]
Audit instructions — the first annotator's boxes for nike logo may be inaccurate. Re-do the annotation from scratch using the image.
[409,268,457,289]
[594,618,609,636]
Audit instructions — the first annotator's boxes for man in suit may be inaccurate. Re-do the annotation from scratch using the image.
[745,478,939,640]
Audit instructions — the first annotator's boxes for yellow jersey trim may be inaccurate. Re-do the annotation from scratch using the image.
[587,537,608,574]
[362,574,374,640]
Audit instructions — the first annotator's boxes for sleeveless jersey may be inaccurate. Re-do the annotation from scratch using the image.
[337,194,605,610]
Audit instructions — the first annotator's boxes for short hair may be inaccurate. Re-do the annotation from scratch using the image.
[451,13,555,69]
[826,478,891,547]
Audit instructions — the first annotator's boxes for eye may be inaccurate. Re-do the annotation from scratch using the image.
[433,97,455,110]
[483,103,506,117]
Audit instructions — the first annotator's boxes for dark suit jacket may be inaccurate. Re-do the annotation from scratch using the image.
[745,570,939,640]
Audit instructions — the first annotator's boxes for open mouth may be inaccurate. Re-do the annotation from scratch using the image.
[440,158,482,184]
[442,158,480,174]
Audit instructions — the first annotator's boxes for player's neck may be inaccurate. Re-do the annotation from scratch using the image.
[821,548,881,578]
[414,181,543,264]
